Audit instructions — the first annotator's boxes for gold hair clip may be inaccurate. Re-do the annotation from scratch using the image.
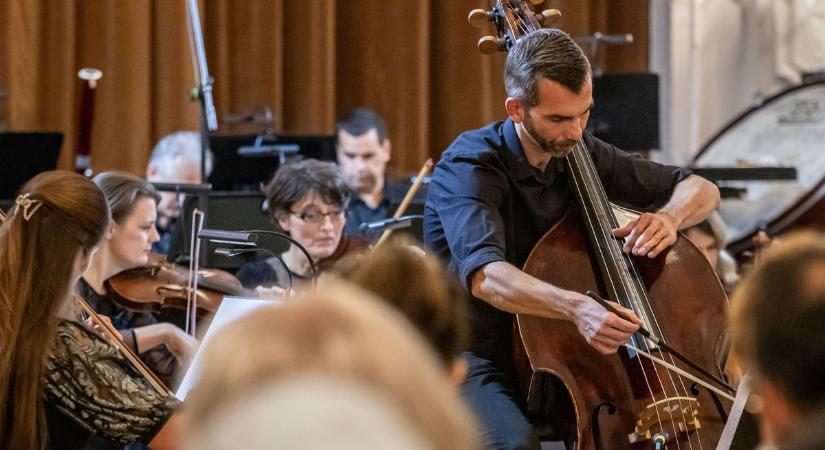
[15,193,43,221]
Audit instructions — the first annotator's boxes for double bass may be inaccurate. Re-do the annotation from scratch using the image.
[470,2,734,448]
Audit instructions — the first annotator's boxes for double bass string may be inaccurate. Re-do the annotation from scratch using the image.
[570,141,705,449]
[565,142,678,446]
[514,8,701,445]
[572,143,703,450]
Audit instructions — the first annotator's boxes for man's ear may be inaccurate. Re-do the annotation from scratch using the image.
[146,163,158,180]
[381,138,392,162]
[505,97,526,123]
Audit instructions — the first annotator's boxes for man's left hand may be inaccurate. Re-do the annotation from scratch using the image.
[612,211,678,258]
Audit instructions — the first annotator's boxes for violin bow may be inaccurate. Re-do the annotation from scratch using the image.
[75,295,173,397]
[374,158,433,248]
[186,208,206,337]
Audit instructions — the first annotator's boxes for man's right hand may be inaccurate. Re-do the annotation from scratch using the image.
[574,294,642,355]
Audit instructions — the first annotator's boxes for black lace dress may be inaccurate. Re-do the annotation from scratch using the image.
[45,320,179,449]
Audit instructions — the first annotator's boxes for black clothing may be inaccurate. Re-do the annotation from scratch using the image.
[76,278,178,388]
[344,176,427,242]
[45,320,178,450]
[424,118,689,367]
[423,118,690,450]
[236,256,308,290]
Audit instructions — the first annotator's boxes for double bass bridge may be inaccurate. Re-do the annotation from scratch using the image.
[628,396,701,444]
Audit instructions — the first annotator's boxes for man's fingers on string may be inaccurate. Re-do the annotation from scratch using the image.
[622,217,653,252]
[612,220,636,238]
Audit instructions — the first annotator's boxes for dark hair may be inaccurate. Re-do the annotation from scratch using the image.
[263,159,351,223]
[335,107,389,143]
[92,172,160,223]
[333,236,470,365]
[504,28,591,107]
[731,231,825,411]
[0,171,110,449]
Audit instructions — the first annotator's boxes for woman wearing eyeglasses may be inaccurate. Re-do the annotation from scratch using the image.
[236,159,357,292]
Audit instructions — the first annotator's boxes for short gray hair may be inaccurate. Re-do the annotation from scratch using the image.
[504,29,591,107]
[148,131,214,177]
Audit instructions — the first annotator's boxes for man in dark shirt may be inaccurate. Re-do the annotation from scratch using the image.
[336,107,426,242]
[424,29,720,450]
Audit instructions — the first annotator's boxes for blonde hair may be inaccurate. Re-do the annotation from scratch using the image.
[186,281,481,449]
[0,171,110,449]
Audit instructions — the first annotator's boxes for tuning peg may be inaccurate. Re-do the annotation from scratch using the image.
[539,9,562,27]
[468,8,492,28]
[478,36,503,54]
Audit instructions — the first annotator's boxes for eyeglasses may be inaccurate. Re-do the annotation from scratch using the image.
[291,208,345,225]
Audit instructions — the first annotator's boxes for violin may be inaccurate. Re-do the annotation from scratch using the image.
[106,253,256,318]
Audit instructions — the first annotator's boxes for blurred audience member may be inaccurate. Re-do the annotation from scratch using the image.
[731,231,825,449]
[184,281,481,450]
[334,236,470,386]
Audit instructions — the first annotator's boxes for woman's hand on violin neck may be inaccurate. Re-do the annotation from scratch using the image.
[575,298,641,355]
[85,314,122,340]
[612,211,679,259]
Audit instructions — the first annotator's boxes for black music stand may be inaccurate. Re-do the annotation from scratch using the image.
[170,191,283,271]
[0,132,63,199]
[207,134,336,191]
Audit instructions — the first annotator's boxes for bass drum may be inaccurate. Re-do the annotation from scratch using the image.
[693,81,825,254]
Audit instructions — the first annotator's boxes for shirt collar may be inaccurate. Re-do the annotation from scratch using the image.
[501,118,551,182]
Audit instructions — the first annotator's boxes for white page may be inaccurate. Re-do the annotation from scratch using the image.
[176,296,278,400]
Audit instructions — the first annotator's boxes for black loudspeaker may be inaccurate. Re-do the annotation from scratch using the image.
[586,73,660,151]
[0,132,63,199]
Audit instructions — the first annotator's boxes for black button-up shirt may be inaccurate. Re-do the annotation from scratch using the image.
[345,177,427,242]
[424,118,690,364]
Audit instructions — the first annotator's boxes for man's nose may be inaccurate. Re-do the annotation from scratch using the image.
[564,119,584,141]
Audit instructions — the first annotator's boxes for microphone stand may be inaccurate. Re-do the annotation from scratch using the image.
[185,0,218,182]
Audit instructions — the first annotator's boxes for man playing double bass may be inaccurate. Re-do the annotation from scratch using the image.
[424,28,720,450]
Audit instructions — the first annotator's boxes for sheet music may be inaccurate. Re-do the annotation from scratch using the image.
[176,296,278,400]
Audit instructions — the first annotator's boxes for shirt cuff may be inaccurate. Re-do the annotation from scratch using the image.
[459,247,505,292]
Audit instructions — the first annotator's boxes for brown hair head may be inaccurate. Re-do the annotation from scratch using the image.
[262,159,351,225]
[93,171,160,224]
[333,236,470,365]
[0,170,110,449]
[504,28,592,107]
[186,281,480,450]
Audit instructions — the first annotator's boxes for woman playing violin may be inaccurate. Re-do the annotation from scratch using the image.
[79,171,197,388]
[0,171,180,450]
[236,159,356,291]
